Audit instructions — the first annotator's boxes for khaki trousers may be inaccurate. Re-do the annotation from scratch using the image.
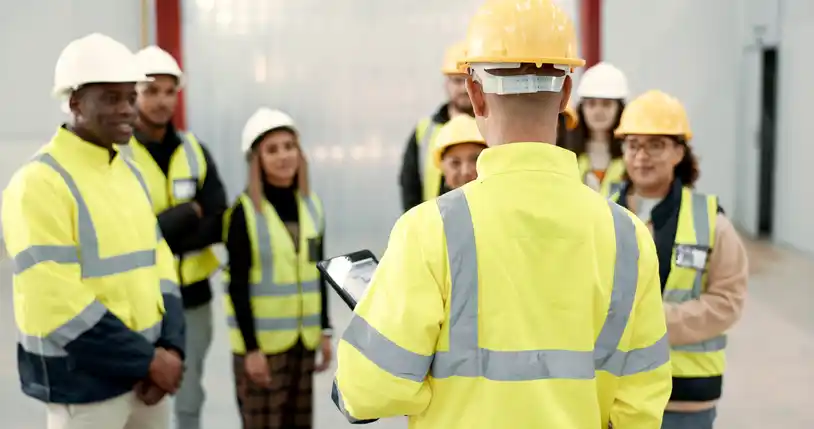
[46,391,169,429]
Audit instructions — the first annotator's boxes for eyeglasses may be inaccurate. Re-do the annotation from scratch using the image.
[621,139,671,158]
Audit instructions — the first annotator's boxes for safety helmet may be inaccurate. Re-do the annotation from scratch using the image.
[614,90,692,140]
[135,45,185,88]
[433,115,487,168]
[562,103,578,130]
[52,33,149,99]
[460,0,584,96]
[576,62,629,100]
[441,41,468,75]
[241,108,297,154]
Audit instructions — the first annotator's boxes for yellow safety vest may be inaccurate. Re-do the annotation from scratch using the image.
[126,133,220,286]
[578,154,626,197]
[5,128,175,361]
[610,187,725,378]
[664,188,724,377]
[223,192,325,354]
[416,117,444,202]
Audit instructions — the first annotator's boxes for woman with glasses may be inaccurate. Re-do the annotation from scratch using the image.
[610,90,749,429]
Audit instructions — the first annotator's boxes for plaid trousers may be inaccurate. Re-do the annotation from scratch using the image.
[233,341,316,429]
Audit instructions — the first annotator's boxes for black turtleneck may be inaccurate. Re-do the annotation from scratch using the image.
[225,183,331,353]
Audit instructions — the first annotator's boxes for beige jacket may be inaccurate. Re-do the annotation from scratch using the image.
[658,214,749,411]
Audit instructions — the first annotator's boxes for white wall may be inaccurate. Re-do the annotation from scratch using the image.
[603,0,742,214]
[774,0,814,254]
[182,0,581,256]
[0,1,143,190]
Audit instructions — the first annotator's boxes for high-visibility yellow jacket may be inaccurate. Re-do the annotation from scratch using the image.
[332,143,672,429]
[578,154,626,197]
[222,192,325,354]
[126,133,220,288]
[2,127,183,404]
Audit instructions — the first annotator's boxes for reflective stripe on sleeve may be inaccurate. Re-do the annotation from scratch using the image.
[17,300,107,357]
[341,188,669,383]
[13,245,79,274]
[160,279,182,298]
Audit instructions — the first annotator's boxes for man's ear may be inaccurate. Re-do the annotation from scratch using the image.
[466,77,487,117]
[559,75,572,112]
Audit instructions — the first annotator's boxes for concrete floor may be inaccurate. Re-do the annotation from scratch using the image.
[0,238,812,428]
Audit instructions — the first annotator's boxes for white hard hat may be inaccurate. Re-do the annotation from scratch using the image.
[52,33,149,100]
[135,46,185,88]
[576,62,629,100]
[241,108,297,154]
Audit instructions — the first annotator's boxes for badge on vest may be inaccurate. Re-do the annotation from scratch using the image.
[674,244,709,270]
[172,179,197,200]
[307,237,322,263]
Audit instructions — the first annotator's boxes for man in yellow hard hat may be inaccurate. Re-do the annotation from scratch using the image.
[398,41,474,213]
[331,1,672,428]
[2,33,184,429]
[130,45,228,429]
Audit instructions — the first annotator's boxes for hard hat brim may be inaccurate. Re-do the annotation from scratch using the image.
[461,56,586,70]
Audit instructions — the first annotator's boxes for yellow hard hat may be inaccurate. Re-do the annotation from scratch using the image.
[562,103,578,130]
[433,115,487,168]
[460,0,585,70]
[614,90,693,140]
[442,41,468,75]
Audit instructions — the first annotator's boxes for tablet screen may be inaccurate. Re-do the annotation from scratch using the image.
[324,256,377,304]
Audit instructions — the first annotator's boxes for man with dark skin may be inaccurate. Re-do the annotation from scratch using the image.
[130,46,228,429]
[3,33,186,428]
[71,82,186,406]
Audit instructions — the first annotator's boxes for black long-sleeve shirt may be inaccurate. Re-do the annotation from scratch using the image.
[134,124,228,308]
[225,184,331,353]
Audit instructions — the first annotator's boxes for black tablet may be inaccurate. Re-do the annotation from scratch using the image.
[317,249,379,310]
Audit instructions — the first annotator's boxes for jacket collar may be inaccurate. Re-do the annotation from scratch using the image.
[54,125,117,166]
[618,179,684,229]
[476,142,580,181]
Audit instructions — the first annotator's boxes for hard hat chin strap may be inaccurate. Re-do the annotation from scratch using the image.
[470,63,569,95]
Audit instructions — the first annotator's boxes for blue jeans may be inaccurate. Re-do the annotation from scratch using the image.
[661,408,717,429]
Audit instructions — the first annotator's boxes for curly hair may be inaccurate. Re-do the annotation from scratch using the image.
[568,99,625,158]
[673,138,700,187]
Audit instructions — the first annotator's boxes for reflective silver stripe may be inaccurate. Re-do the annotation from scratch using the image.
[691,193,710,298]
[140,320,163,343]
[302,195,323,233]
[248,280,320,297]
[343,315,431,383]
[161,279,181,298]
[13,245,78,274]
[226,313,321,331]
[179,132,201,180]
[332,378,371,423]
[122,157,152,206]
[17,300,107,357]
[34,154,157,278]
[416,121,438,180]
[663,289,693,303]
[594,202,641,372]
[341,188,668,383]
[672,335,726,352]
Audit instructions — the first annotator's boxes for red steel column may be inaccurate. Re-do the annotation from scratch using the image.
[580,0,602,68]
[155,0,186,129]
